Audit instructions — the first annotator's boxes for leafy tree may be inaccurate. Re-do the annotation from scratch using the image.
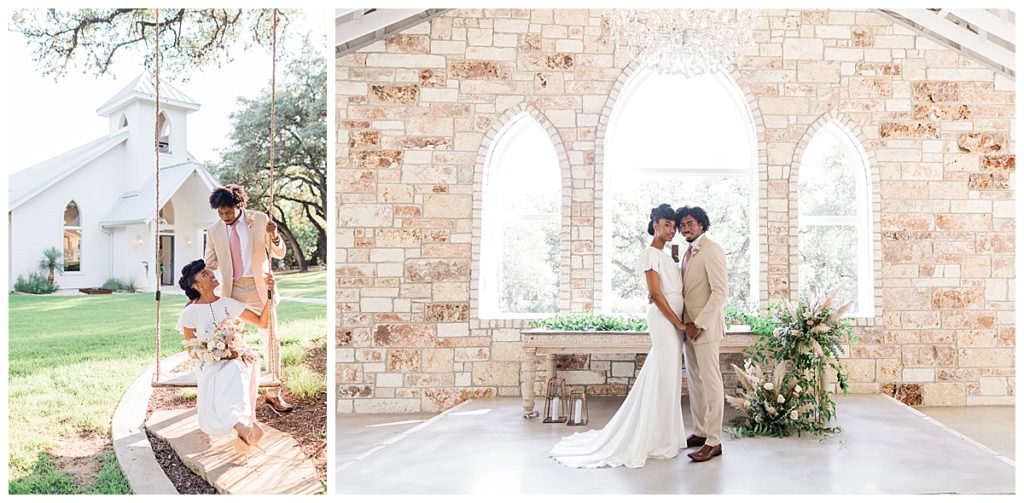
[210,38,327,270]
[11,8,296,79]
[607,175,752,313]
[798,145,860,310]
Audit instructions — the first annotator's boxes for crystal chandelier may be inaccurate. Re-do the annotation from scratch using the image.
[609,9,758,77]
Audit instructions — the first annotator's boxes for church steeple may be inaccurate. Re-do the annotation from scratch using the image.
[94,71,201,186]
[95,70,200,117]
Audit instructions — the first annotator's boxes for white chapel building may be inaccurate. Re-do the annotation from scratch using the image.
[8,72,220,291]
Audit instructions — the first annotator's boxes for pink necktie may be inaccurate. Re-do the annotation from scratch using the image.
[229,221,243,280]
[682,245,693,282]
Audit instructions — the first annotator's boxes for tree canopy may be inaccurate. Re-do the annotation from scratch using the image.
[11,8,296,79]
[210,38,327,270]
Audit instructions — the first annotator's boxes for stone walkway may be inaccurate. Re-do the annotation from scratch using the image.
[147,409,322,495]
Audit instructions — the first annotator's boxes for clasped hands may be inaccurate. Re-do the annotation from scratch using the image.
[649,294,702,341]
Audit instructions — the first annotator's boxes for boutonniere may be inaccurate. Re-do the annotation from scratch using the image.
[690,243,702,256]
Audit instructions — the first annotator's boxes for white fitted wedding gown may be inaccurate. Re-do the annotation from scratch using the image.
[550,245,686,468]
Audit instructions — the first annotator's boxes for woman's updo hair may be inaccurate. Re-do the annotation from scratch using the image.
[647,203,677,235]
[178,259,206,301]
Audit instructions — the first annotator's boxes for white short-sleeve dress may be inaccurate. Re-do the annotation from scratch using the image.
[176,297,260,436]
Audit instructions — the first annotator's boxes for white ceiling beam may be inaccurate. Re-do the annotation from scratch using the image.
[336,9,450,58]
[948,9,1015,44]
[883,9,1014,75]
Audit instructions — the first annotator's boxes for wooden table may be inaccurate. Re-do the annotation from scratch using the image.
[520,329,755,418]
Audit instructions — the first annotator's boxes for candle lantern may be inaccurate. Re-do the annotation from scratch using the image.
[542,377,569,423]
[566,387,589,426]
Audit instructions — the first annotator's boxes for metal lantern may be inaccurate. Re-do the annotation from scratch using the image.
[542,377,569,423]
[566,387,589,426]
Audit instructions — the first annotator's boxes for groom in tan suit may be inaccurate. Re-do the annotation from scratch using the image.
[205,184,293,413]
[677,206,727,462]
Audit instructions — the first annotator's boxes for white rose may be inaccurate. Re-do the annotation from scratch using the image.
[767,406,777,415]
[744,400,752,408]
[790,411,799,420]
[794,384,802,393]
[216,341,226,350]
[764,382,774,391]
[777,394,785,404]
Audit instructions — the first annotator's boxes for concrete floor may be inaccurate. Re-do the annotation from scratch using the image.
[915,406,1015,460]
[337,395,1014,494]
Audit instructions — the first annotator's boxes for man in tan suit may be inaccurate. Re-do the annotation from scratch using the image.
[205,184,293,413]
[677,205,727,462]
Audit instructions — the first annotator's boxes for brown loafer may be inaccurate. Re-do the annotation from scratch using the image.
[686,434,706,448]
[687,443,722,462]
[265,395,294,414]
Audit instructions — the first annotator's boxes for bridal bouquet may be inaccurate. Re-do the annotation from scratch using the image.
[185,318,249,370]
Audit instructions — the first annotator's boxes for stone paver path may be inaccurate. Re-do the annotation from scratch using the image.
[146,408,321,494]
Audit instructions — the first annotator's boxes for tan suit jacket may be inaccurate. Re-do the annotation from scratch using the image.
[204,209,286,303]
[681,235,728,345]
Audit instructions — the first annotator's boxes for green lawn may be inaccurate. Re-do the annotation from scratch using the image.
[7,292,326,494]
[275,270,326,299]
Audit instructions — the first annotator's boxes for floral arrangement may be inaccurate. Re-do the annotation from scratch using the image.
[727,286,858,438]
[185,318,249,370]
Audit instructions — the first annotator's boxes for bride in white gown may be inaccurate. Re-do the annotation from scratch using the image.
[551,203,687,468]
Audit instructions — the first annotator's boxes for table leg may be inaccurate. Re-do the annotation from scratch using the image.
[522,347,539,418]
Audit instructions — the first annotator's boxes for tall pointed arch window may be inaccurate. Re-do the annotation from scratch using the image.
[798,122,873,316]
[157,112,171,154]
[603,68,758,314]
[63,201,82,271]
[480,115,562,317]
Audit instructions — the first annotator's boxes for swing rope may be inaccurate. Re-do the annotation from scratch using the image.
[153,8,163,383]
[152,9,282,387]
[267,8,280,383]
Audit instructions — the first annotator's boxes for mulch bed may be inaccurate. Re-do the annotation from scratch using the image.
[146,386,217,494]
[256,344,328,484]
[144,346,327,493]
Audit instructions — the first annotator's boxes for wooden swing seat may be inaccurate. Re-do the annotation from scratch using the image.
[152,370,281,388]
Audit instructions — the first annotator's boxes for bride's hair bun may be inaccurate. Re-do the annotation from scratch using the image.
[647,203,675,235]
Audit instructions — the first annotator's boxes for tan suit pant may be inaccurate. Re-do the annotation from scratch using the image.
[683,336,724,446]
[231,277,282,398]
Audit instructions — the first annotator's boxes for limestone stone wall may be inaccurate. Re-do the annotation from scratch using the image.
[337,8,1015,413]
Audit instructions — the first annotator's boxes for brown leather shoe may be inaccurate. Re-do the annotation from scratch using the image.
[687,443,722,462]
[686,434,706,448]
[265,395,294,414]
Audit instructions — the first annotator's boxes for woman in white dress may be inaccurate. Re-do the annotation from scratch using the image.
[551,203,687,468]
[176,259,275,456]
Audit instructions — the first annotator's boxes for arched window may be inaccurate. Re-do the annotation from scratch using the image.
[603,68,758,314]
[63,201,81,272]
[798,122,873,316]
[159,200,175,225]
[157,112,171,154]
[480,114,561,317]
